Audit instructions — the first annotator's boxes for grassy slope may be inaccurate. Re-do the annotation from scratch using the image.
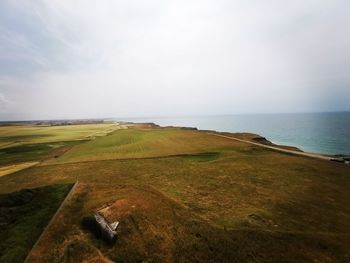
[0,124,121,166]
[0,124,116,145]
[0,141,83,166]
[29,184,350,263]
[0,184,73,263]
[0,124,118,148]
[43,128,242,164]
[0,125,349,262]
[0,162,38,177]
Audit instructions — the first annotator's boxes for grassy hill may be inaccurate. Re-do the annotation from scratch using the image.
[42,128,248,164]
[0,123,349,262]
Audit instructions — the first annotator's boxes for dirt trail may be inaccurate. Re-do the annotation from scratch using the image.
[208,133,332,161]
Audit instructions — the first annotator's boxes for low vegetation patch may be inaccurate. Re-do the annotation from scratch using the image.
[180,152,220,162]
[0,184,73,263]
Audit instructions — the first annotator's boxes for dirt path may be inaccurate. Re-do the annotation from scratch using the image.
[24,181,79,263]
[208,133,332,161]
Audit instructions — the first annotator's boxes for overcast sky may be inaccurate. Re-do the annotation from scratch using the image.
[0,0,349,120]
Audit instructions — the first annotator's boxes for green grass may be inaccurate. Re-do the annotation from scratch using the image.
[0,184,73,263]
[0,134,52,143]
[44,128,245,164]
[0,124,119,149]
[0,123,121,166]
[0,141,82,166]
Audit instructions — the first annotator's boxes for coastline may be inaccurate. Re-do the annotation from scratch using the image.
[120,113,350,156]
[140,122,349,164]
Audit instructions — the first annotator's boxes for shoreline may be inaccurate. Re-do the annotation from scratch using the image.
[149,123,345,159]
[144,123,349,164]
[119,113,350,157]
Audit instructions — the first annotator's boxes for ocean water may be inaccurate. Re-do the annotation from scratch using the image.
[120,112,350,156]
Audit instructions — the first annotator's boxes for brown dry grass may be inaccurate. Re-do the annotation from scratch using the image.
[26,183,350,263]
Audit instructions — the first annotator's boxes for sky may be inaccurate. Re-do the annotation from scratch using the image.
[0,0,349,121]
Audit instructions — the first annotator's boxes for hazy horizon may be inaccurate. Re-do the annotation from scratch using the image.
[1,1,350,121]
[1,110,349,123]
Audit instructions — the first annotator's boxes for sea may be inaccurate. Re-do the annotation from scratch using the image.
[119,112,350,156]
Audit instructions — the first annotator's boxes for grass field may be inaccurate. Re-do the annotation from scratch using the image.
[0,123,349,262]
[0,124,121,166]
[0,184,73,263]
[0,123,120,148]
[42,128,248,165]
[0,162,38,177]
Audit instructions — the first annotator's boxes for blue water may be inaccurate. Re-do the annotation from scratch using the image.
[120,112,350,156]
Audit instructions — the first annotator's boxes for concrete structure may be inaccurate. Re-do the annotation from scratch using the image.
[94,212,119,242]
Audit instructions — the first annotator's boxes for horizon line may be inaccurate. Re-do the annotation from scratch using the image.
[1,110,349,123]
